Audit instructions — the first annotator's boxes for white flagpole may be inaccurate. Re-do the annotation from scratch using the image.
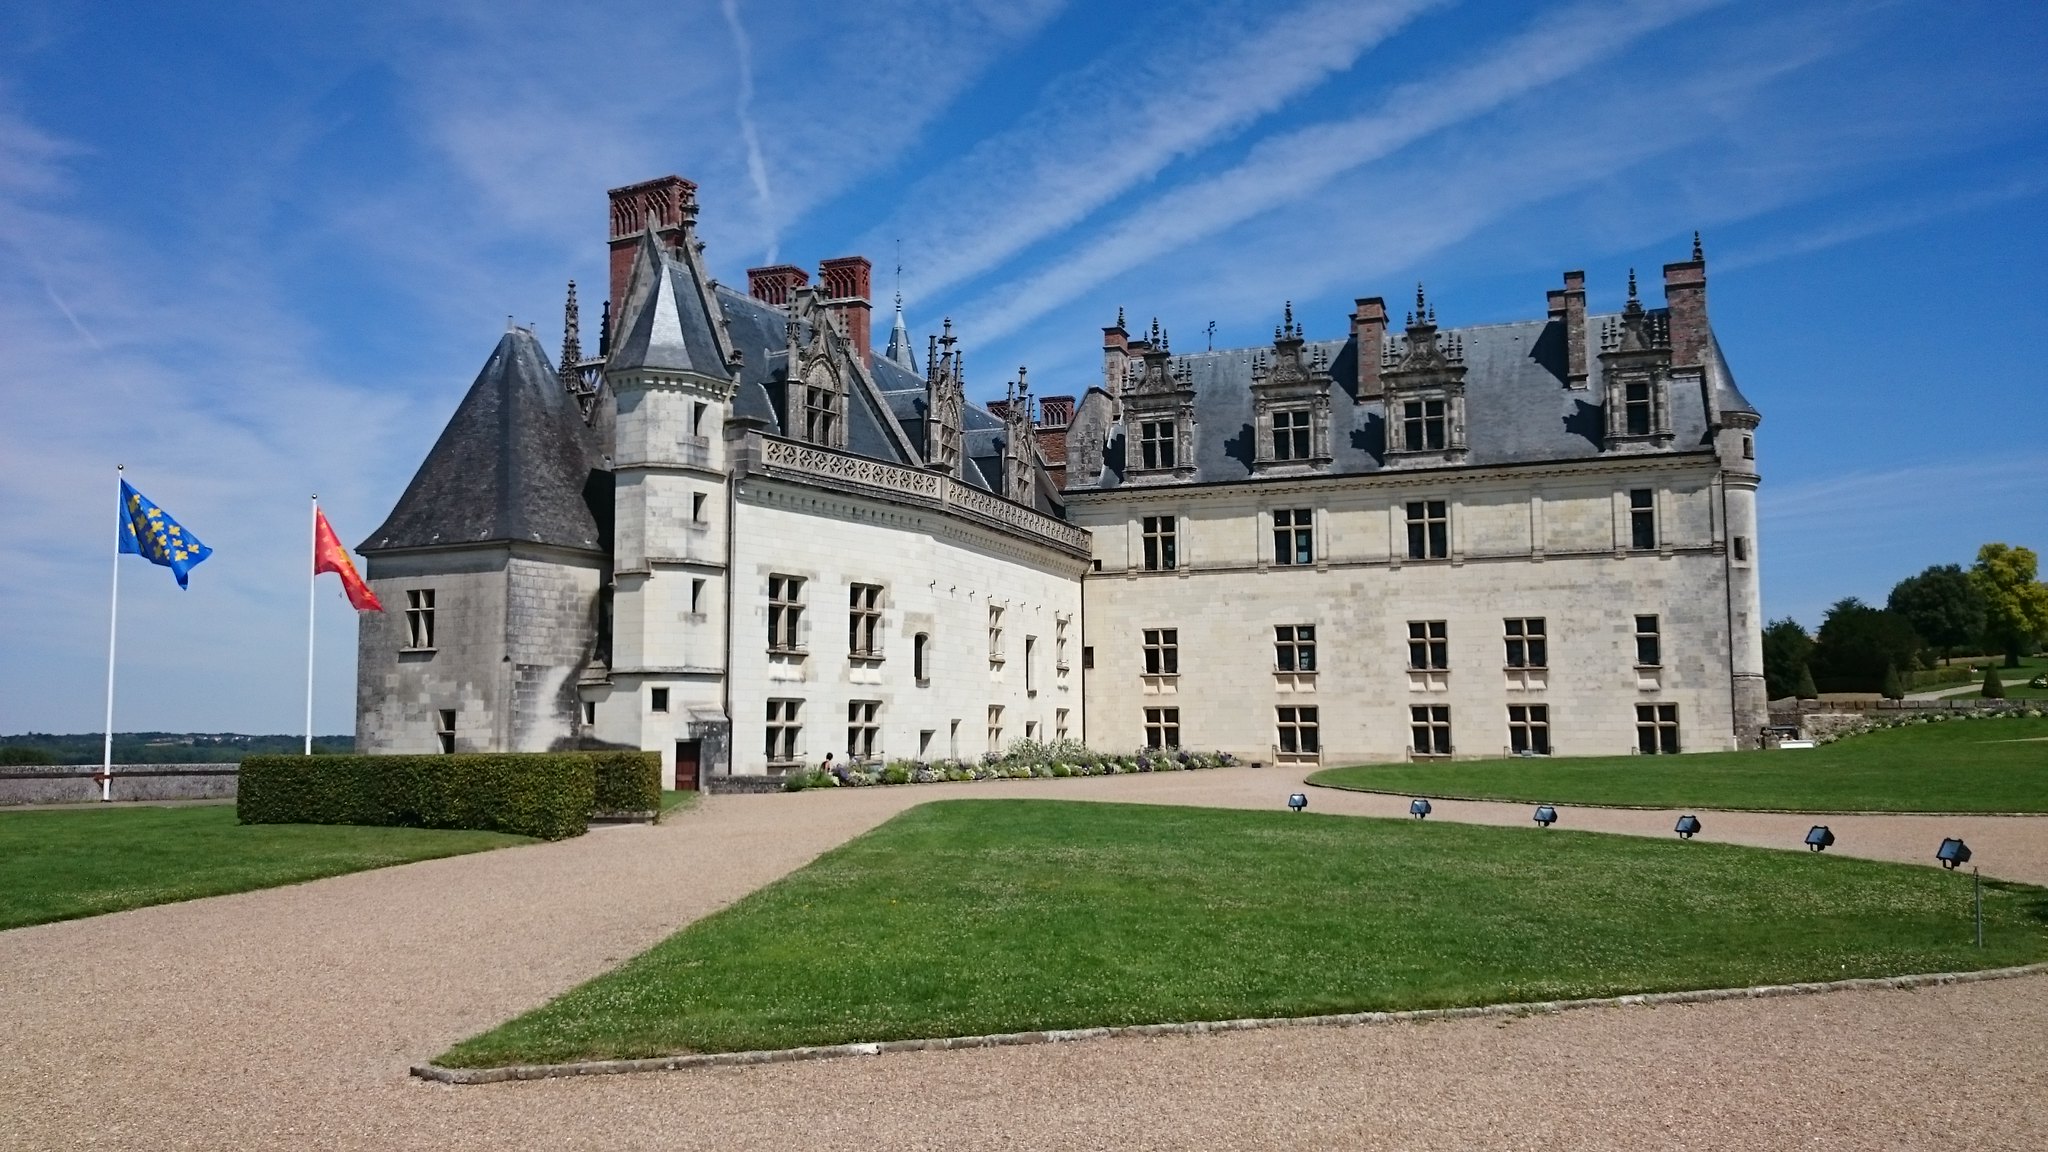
[305,494,317,756]
[101,464,124,802]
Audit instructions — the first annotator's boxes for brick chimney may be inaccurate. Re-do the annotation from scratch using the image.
[1351,296,1387,398]
[1561,270,1588,388]
[1663,233,1708,369]
[607,176,696,320]
[746,264,810,307]
[818,256,873,365]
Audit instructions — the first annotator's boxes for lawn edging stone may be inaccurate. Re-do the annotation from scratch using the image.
[409,962,2048,1085]
[1301,778,2048,818]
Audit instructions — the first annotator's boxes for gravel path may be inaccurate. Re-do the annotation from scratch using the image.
[3,768,2044,1150]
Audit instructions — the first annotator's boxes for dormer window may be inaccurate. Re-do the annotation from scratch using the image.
[1625,381,1652,436]
[1140,421,1177,469]
[1401,400,1447,452]
[1272,409,1311,460]
[1599,270,1675,451]
[802,366,840,445]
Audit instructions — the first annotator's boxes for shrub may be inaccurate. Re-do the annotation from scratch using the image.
[1880,664,1905,701]
[1982,665,2007,699]
[238,753,593,840]
[587,751,662,818]
[0,745,55,765]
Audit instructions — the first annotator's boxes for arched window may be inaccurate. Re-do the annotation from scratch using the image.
[913,632,930,684]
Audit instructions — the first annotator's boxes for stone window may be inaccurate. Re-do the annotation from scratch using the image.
[802,372,840,445]
[1143,628,1179,676]
[768,575,805,653]
[848,583,883,658]
[692,401,708,436]
[1629,489,1656,551]
[766,699,802,764]
[1411,705,1452,757]
[1056,617,1071,678]
[1275,625,1316,672]
[405,589,436,650]
[1272,408,1312,461]
[920,729,935,756]
[1025,636,1038,695]
[1139,420,1176,470]
[847,700,880,761]
[1635,615,1661,668]
[987,705,1004,753]
[1082,646,1094,669]
[1743,435,1754,460]
[913,632,930,684]
[1408,621,1448,670]
[1508,705,1550,755]
[650,687,669,713]
[1402,399,1447,452]
[1273,508,1313,566]
[1025,720,1040,741]
[1144,707,1181,749]
[1504,618,1547,669]
[1636,704,1680,754]
[1056,708,1069,742]
[1624,381,1653,436]
[582,701,596,727]
[690,578,705,614]
[1276,706,1319,756]
[1734,536,1749,562]
[1406,500,1448,560]
[1142,515,1177,571]
[435,708,456,754]
[988,606,1005,666]
[691,492,707,523]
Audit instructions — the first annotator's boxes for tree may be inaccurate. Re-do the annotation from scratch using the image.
[1972,543,2048,667]
[1886,564,1986,664]
[1879,664,1905,700]
[1761,617,1815,700]
[1795,664,1818,699]
[1809,598,1923,694]
[1981,664,2006,699]
[0,745,55,765]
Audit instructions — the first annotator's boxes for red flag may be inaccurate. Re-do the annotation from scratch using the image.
[314,509,383,611]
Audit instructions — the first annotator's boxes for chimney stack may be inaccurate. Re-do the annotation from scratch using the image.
[606,176,697,320]
[818,256,874,365]
[1351,296,1387,398]
[746,264,810,307]
[1102,308,1130,403]
[1663,232,1708,369]
[1561,271,1588,388]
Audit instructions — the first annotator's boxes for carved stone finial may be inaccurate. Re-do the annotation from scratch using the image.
[1627,268,1639,304]
[1692,230,1704,261]
[1116,305,1126,328]
[559,280,582,386]
[1283,299,1295,336]
[1149,317,1161,344]
[598,299,611,357]
[1415,282,1426,315]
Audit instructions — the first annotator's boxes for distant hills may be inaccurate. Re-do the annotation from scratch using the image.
[0,732,356,765]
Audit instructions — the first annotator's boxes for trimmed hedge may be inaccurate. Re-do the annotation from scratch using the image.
[238,754,595,840]
[588,750,662,817]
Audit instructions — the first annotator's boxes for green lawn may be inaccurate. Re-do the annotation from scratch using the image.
[661,789,699,814]
[438,799,2048,1068]
[1311,715,2048,812]
[0,804,529,931]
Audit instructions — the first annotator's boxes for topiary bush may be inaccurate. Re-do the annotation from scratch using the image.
[1982,665,2007,699]
[238,753,595,840]
[587,750,662,820]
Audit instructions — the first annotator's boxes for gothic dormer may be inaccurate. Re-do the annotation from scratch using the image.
[1121,319,1196,483]
[1249,301,1334,472]
[782,285,847,449]
[1598,269,1676,451]
[1381,284,1469,466]
[924,318,965,476]
[1001,368,1036,506]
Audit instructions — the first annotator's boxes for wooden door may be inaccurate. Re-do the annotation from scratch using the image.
[674,740,702,791]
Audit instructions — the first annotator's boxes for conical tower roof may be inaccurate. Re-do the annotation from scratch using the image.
[362,328,607,554]
[882,294,917,373]
[608,228,732,378]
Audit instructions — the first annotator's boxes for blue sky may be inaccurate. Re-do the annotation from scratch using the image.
[1,0,2044,734]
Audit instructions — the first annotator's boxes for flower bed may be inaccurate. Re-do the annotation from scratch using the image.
[784,739,1238,791]
[1814,704,2045,745]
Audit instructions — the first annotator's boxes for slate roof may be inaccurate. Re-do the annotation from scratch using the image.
[608,230,730,379]
[363,329,610,554]
[1075,312,1741,491]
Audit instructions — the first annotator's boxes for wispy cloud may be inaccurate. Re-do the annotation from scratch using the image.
[721,0,778,262]
[1718,167,2048,272]
[953,0,1728,343]
[875,0,1445,302]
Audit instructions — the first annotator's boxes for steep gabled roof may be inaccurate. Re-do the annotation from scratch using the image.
[608,229,732,379]
[362,329,608,554]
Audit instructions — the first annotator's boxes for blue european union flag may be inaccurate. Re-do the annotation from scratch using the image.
[119,479,212,589]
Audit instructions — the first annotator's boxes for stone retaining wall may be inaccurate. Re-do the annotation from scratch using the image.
[0,764,238,806]
[704,774,786,795]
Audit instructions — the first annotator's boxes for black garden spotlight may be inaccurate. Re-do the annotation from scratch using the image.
[1410,798,1432,819]
[1937,838,1972,870]
[1288,793,1308,812]
[1674,814,1702,839]
[1533,805,1558,828]
[1805,825,1835,852]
